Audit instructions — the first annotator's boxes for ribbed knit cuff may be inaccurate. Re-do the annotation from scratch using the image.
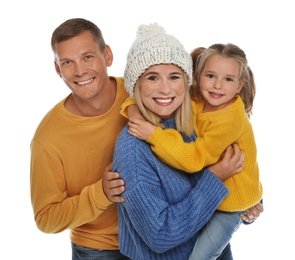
[93,179,113,209]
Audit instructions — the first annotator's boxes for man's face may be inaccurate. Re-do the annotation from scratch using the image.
[53,31,113,101]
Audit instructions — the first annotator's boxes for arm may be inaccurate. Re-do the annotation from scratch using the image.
[121,96,157,139]
[208,143,264,223]
[105,142,243,203]
[112,131,228,253]
[124,99,157,139]
[30,141,112,233]
[121,169,227,253]
[129,105,244,173]
[110,140,262,229]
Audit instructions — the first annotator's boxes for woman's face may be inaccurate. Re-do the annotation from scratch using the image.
[139,64,186,119]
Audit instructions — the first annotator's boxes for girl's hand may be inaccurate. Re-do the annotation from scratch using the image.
[240,201,264,223]
[128,118,156,140]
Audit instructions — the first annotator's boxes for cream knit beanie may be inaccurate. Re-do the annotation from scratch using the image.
[124,23,192,97]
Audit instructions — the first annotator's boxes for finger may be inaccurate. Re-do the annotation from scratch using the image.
[250,204,261,218]
[234,154,244,173]
[109,179,125,189]
[128,129,137,137]
[222,145,233,161]
[245,208,258,222]
[240,213,253,223]
[255,202,264,213]
[105,171,120,181]
[235,166,243,173]
[108,185,125,203]
[129,118,140,125]
[231,143,241,160]
[110,195,125,203]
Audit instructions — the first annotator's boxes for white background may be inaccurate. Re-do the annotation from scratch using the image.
[1,0,294,259]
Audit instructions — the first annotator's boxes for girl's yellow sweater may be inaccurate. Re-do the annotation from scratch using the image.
[122,96,263,211]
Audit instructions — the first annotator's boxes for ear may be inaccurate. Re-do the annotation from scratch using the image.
[104,44,113,67]
[54,60,62,78]
[236,80,244,93]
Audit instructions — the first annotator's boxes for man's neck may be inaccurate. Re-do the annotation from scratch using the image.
[65,79,116,117]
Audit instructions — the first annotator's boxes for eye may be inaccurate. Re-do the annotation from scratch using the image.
[171,75,181,80]
[206,73,214,79]
[147,75,157,81]
[225,77,233,82]
[84,55,93,60]
[61,60,72,67]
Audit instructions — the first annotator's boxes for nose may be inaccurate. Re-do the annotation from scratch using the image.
[158,79,172,94]
[74,62,87,77]
[213,78,222,90]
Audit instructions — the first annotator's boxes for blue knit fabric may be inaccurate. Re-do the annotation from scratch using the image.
[113,118,229,260]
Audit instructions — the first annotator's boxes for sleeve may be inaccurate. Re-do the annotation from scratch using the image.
[113,138,229,253]
[120,96,136,118]
[30,140,112,233]
[123,170,228,253]
[146,108,245,173]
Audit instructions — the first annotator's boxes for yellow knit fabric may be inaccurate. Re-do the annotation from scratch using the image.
[30,77,129,250]
[122,96,263,211]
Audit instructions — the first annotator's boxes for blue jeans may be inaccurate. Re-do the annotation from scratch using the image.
[71,242,130,260]
[189,210,243,260]
[217,243,233,260]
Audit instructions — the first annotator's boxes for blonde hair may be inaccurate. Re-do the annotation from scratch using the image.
[190,43,256,116]
[134,73,194,136]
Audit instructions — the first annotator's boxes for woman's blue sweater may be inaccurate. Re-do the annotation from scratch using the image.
[112,118,229,260]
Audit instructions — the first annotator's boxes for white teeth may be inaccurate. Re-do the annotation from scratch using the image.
[155,98,172,103]
[77,78,93,85]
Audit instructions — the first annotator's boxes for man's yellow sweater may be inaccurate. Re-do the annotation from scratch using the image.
[124,96,263,211]
[30,77,129,250]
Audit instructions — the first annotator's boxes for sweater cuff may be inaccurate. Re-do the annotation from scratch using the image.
[93,179,113,208]
[146,127,167,145]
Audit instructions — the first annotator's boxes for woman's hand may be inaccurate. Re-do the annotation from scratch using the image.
[208,143,244,181]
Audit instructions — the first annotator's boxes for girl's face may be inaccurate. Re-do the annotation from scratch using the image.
[139,64,186,119]
[199,55,243,112]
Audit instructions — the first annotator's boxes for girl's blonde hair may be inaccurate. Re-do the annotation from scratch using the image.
[190,43,256,116]
[134,71,194,136]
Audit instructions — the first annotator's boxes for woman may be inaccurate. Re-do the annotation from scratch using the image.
[112,23,239,260]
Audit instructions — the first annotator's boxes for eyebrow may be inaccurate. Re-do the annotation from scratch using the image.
[143,71,182,77]
[203,70,238,78]
[58,50,96,63]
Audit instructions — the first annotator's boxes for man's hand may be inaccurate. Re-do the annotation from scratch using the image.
[102,162,125,202]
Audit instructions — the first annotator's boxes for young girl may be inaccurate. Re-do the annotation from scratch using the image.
[125,43,263,259]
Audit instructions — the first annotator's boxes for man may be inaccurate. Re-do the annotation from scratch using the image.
[30,18,263,260]
[30,18,129,260]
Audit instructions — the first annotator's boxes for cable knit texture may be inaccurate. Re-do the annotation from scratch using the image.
[124,23,192,97]
[146,96,263,211]
[112,118,229,259]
